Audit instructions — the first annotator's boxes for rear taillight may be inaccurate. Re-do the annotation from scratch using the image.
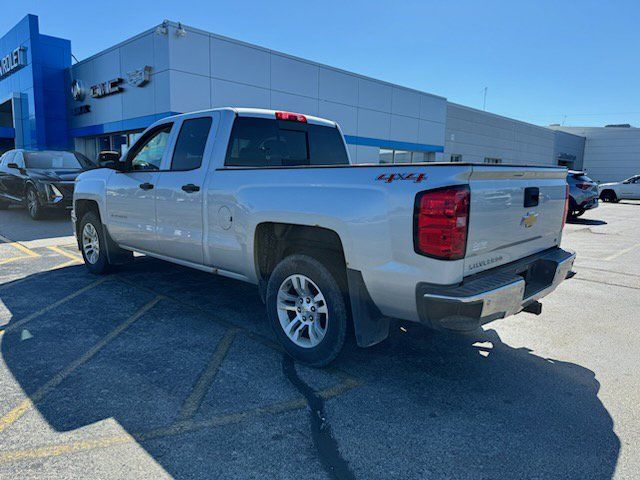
[562,184,570,229]
[576,183,591,190]
[414,185,470,260]
[275,111,307,123]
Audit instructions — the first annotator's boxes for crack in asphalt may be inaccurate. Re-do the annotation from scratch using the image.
[282,356,356,480]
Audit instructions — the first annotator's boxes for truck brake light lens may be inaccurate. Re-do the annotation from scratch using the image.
[414,185,470,260]
[562,184,569,230]
[275,111,307,123]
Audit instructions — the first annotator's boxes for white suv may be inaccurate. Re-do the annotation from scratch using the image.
[599,175,640,202]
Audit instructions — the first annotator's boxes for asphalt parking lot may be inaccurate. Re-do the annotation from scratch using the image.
[0,202,639,479]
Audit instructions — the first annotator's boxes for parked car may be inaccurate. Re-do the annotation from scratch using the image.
[599,175,640,202]
[72,108,575,366]
[0,149,95,219]
[566,170,598,219]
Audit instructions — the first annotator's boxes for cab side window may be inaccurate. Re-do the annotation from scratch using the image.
[170,117,213,171]
[129,124,173,171]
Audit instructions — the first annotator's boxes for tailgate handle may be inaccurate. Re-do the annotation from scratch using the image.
[524,187,539,207]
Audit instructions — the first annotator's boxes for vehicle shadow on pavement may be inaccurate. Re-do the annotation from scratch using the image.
[0,261,620,479]
[567,217,607,225]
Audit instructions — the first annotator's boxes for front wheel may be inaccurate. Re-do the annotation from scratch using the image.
[79,211,110,274]
[266,254,348,367]
[26,186,44,220]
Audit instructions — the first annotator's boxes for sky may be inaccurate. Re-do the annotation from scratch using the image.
[2,0,639,127]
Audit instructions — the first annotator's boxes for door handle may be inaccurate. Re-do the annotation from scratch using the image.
[139,182,154,190]
[181,184,200,193]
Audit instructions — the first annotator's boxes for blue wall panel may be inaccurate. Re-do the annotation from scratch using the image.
[0,15,70,150]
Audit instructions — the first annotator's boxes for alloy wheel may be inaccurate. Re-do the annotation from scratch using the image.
[276,274,329,348]
[82,223,100,264]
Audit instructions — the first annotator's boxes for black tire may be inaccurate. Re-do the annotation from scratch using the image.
[0,200,9,210]
[266,254,348,367]
[78,211,110,274]
[600,190,618,203]
[26,186,44,220]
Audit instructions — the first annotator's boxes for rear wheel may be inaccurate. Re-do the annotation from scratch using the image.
[266,254,347,367]
[79,211,110,274]
[26,186,44,220]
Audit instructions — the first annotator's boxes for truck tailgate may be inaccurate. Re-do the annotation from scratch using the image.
[464,166,567,276]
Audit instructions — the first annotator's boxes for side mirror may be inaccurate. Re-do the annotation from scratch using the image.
[98,159,117,169]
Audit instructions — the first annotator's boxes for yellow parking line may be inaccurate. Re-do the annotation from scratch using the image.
[0,255,30,266]
[47,246,82,262]
[0,295,162,434]
[2,277,108,334]
[178,328,238,420]
[0,376,360,465]
[0,234,39,258]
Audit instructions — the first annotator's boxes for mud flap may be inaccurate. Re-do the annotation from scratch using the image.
[346,269,391,347]
[102,224,133,265]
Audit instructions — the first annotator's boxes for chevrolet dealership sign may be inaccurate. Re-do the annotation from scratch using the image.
[0,47,27,79]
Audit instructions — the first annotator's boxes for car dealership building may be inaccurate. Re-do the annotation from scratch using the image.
[1,14,638,182]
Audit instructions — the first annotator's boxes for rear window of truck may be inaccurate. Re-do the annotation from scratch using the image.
[224,117,349,167]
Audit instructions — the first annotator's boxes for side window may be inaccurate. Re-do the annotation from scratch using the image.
[225,118,279,167]
[170,117,213,171]
[129,124,173,171]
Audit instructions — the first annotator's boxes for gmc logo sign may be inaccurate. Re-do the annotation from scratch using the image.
[376,173,427,184]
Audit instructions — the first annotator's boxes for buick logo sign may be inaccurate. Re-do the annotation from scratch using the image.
[70,79,85,101]
[126,65,151,87]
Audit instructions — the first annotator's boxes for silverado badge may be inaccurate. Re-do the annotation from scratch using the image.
[521,211,538,228]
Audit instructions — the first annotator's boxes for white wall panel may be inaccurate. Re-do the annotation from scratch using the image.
[88,50,122,124]
[392,88,420,118]
[168,28,210,77]
[357,108,390,139]
[319,68,358,105]
[211,78,270,109]
[390,114,419,143]
[210,38,270,88]
[419,119,445,146]
[270,55,318,98]
[119,33,154,77]
[169,70,210,112]
[420,94,447,122]
[358,78,392,112]
[318,101,357,135]
[153,70,171,114]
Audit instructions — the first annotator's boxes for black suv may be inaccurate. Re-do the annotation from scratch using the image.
[0,149,95,220]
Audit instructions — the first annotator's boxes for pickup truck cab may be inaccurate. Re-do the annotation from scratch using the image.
[73,108,575,366]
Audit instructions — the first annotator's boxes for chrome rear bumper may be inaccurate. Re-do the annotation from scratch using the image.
[417,247,576,331]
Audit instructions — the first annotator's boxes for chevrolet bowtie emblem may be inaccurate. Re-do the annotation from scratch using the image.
[521,212,538,228]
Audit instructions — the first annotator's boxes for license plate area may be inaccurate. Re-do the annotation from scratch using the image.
[517,259,557,299]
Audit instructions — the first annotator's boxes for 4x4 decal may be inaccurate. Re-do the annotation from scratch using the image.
[376,173,427,184]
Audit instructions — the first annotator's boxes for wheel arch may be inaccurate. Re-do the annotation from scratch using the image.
[254,222,391,347]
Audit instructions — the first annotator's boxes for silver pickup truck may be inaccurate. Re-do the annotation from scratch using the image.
[73,108,575,366]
